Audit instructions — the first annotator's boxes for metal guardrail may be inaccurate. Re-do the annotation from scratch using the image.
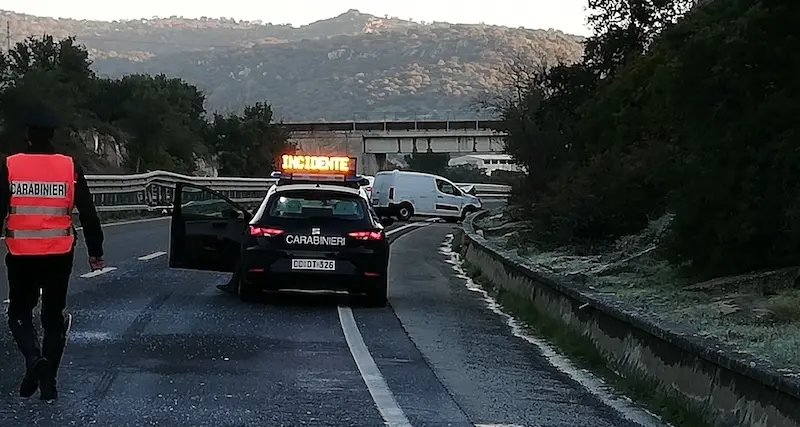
[82,170,511,213]
[281,119,504,133]
[279,111,500,122]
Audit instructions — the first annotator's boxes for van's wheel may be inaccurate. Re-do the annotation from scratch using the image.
[461,206,478,221]
[396,203,413,221]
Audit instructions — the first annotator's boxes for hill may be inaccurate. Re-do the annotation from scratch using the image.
[1,9,585,119]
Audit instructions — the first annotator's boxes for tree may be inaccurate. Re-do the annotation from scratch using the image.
[206,102,293,177]
[494,0,800,279]
[0,34,290,178]
[403,152,449,175]
[0,36,96,160]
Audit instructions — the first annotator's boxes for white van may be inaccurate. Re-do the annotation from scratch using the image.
[371,170,482,222]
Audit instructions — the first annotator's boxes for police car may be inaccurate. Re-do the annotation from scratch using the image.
[168,155,393,307]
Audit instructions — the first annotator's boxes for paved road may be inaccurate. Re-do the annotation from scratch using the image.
[0,216,664,427]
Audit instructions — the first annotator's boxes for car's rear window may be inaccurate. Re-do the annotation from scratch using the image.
[265,191,366,221]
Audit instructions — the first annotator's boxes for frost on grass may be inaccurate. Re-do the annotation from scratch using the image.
[474,208,800,371]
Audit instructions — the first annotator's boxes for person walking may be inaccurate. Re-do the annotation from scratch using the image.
[3,104,105,402]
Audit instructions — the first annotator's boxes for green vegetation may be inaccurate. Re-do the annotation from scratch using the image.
[493,0,798,280]
[479,0,800,370]
[0,35,292,174]
[3,9,585,119]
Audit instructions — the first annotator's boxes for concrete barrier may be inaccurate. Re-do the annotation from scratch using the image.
[460,210,800,427]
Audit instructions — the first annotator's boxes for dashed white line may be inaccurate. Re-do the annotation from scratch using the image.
[338,306,413,427]
[79,267,117,278]
[138,251,166,261]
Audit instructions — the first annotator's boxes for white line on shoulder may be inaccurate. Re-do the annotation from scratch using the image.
[333,221,435,427]
[338,306,412,427]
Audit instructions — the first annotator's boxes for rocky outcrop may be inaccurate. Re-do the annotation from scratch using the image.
[75,129,126,170]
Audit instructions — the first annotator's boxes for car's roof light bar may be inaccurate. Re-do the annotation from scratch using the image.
[273,154,364,184]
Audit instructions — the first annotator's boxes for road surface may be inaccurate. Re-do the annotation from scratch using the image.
[0,216,665,427]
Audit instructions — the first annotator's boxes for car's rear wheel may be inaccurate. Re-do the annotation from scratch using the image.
[238,280,259,303]
[362,278,388,308]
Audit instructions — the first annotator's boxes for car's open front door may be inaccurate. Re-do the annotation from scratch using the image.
[169,182,252,273]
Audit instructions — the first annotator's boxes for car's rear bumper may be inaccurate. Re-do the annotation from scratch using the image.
[240,248,388,293]
[243,270,385,293]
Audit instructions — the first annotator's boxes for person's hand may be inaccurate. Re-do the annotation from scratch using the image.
[88,256,105,271]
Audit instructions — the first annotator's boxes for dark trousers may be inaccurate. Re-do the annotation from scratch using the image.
[6,251,74,380]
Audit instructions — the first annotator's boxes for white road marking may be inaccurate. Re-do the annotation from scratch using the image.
[138,251,166,261]
[338,306,413,427]
[80,267,117,278]
[439,235,668,427]
[76,216,170,231]
[332,221,436,427]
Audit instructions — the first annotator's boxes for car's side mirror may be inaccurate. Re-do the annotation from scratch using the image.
[382,217,395,226]
[358,178,370,187]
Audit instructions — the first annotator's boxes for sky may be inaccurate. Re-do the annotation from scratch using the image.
[2,0,593,36]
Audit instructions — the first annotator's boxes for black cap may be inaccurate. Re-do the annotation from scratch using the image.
[22,103,60,129]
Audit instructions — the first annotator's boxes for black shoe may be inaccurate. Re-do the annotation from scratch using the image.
[39,375,57,402]
[216,283,234,293]
[19,358,46,398]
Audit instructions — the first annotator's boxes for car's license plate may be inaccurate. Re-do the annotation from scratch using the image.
[291,259,336,271]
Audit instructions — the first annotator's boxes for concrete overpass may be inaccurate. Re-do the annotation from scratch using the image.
[279,119,507,174]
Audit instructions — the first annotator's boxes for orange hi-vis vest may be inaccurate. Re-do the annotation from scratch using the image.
[5,153,76,256]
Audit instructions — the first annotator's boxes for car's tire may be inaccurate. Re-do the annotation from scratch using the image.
[238,280,259,303]
[396,203,413,221]
[362,278,388,308]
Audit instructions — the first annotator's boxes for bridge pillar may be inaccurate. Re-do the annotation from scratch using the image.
[361,154,387,175]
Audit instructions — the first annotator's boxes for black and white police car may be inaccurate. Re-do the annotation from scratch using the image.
[168,155,393,307]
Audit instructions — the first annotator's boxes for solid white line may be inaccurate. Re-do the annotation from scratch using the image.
[333,220,438,427]
[338,306,413,427]
[79,267,117,278]
[1,217,171,240]
[138,251,167,261]
[76,216,170,231]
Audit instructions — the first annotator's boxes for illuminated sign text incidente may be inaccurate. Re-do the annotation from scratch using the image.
[281,155,352,172]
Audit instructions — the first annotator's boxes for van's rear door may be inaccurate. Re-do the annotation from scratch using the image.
[371,172,392,207]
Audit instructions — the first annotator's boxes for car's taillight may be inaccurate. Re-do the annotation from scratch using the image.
[250,226,284,237]
[348,231,383,241]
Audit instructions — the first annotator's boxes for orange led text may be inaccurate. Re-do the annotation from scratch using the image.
[281,155,352,172]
